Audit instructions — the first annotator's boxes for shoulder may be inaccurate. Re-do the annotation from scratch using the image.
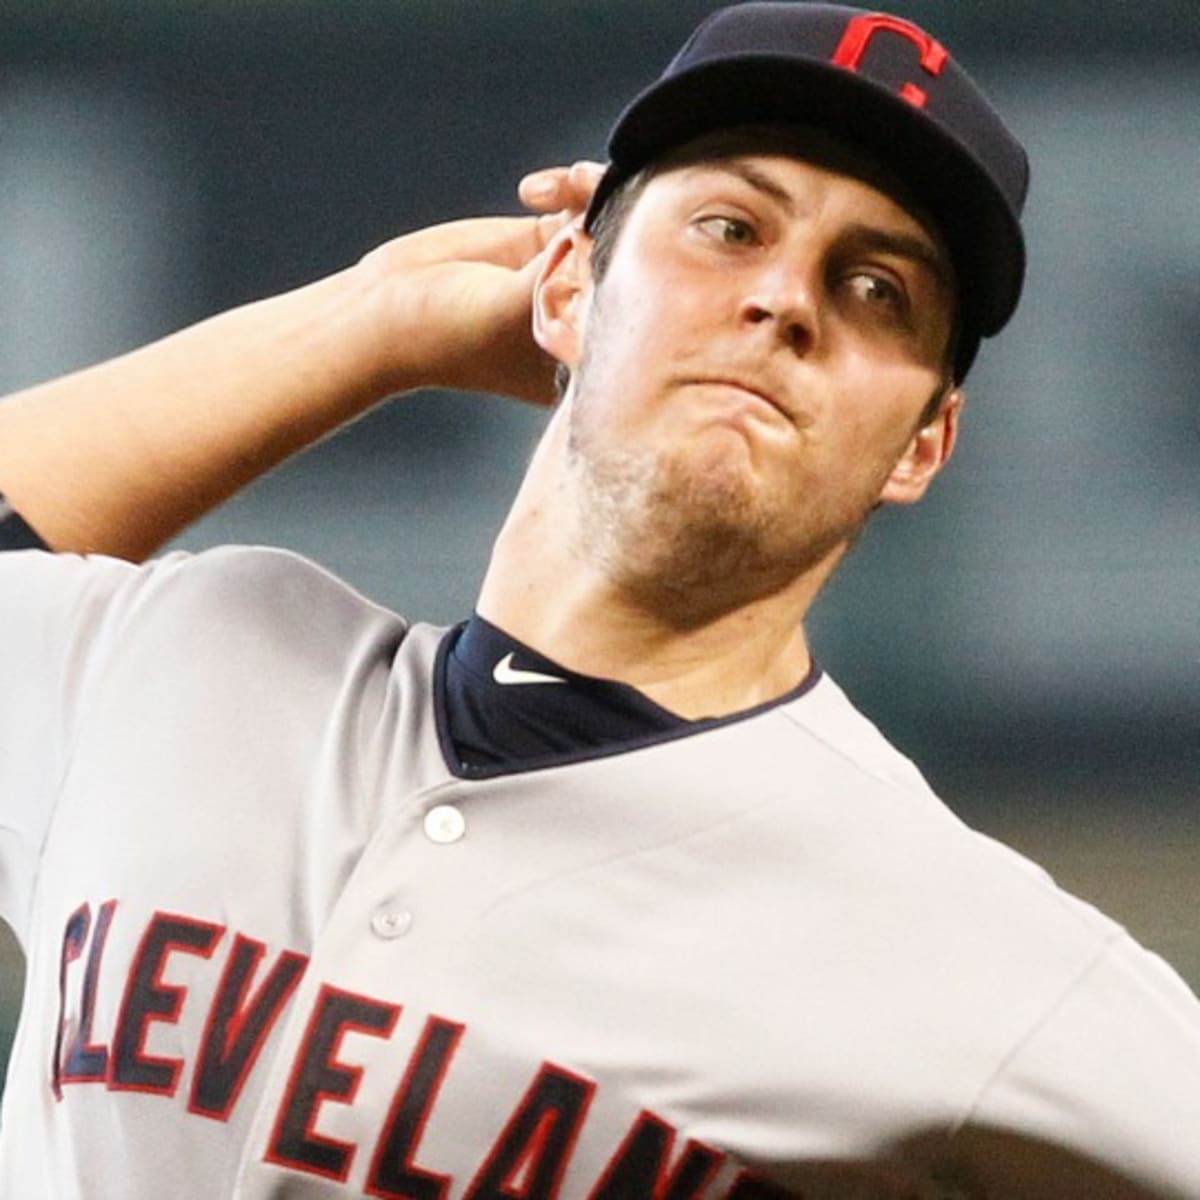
[111,543,407,637]
[774,671,934,795]
[752,679,1200,1083]
[0,544,415,693]
[100,545,414,681]
[137,542,393,606]
[0,540,396,616]
[764,671,1125,948]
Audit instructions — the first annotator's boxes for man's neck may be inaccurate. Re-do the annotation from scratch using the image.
[477,521,829,722]
[475,406,841,720]
[478,585,813,721]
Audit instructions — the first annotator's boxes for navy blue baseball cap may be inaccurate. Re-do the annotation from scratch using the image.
[584,2,1029,381]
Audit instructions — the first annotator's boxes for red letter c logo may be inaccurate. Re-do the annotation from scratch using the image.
[831,14,949,109]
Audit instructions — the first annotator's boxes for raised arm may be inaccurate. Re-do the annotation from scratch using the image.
[0,164,602,561]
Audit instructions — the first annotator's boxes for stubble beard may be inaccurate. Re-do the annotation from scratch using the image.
[565,377,878,628]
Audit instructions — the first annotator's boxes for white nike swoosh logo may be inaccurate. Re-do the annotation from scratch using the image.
[492,652,566,686]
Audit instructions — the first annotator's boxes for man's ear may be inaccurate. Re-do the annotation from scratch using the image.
[532,226,593,371]
[879,388,964,506]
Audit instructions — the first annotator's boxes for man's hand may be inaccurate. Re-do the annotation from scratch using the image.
[355,161,605,406]
[355,215,569,406]
[0,162,606,559]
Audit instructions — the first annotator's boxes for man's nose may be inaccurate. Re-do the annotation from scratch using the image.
[737,261,820,355]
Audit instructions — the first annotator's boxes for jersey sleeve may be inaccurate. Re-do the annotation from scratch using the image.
[950,932,1200,1197]
[0,497,48,552]
[0,549,158,945]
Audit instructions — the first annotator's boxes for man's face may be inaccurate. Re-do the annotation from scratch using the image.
[549,133,960,617]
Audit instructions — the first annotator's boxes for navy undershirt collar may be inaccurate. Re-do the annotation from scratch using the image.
[0,500,47,551]
[440,614,685,776]
[436,613,823,779]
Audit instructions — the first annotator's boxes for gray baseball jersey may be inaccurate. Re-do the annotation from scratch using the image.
[2,545,1199,1198]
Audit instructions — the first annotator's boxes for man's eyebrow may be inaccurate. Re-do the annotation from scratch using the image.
[681,158,801,214]
[697,163,951,285]
[840,222,953,291]
[704,160,798,214]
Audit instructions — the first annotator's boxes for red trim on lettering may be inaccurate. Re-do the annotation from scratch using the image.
[364,1015,466,1200]
[107,910,224,1096]
[503,1108,558,1195]
[52,902,91,1100]
[830,13,949,109]
[587,1110,725,1200]
[56,899,119,1094]
[466,1062,597,1200]
[263,983,401,1185]
[186,934,309,1122]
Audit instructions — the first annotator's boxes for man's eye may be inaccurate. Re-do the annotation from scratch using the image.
[696,215,758,246]
[846,272,905,311]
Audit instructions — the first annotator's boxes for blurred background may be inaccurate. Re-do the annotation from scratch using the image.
[0,0,1197,1097]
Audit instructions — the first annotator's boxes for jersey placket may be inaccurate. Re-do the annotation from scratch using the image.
[229,775,485,1197]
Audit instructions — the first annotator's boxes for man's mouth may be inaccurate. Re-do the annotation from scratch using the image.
[687,376,793,425]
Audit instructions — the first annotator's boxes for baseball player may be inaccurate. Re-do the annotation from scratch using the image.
[2,4,1199,1198]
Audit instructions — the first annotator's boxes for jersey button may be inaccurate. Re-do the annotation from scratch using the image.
[371,904,413,940]
[424,804,466,845]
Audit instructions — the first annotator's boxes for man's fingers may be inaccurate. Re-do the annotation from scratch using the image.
[518,160,605,215]
[366,216,553,276]
[518,168,564,210]
[567,159,605,201]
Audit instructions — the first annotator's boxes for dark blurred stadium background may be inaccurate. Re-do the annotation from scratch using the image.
[1,0,1197,1096]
